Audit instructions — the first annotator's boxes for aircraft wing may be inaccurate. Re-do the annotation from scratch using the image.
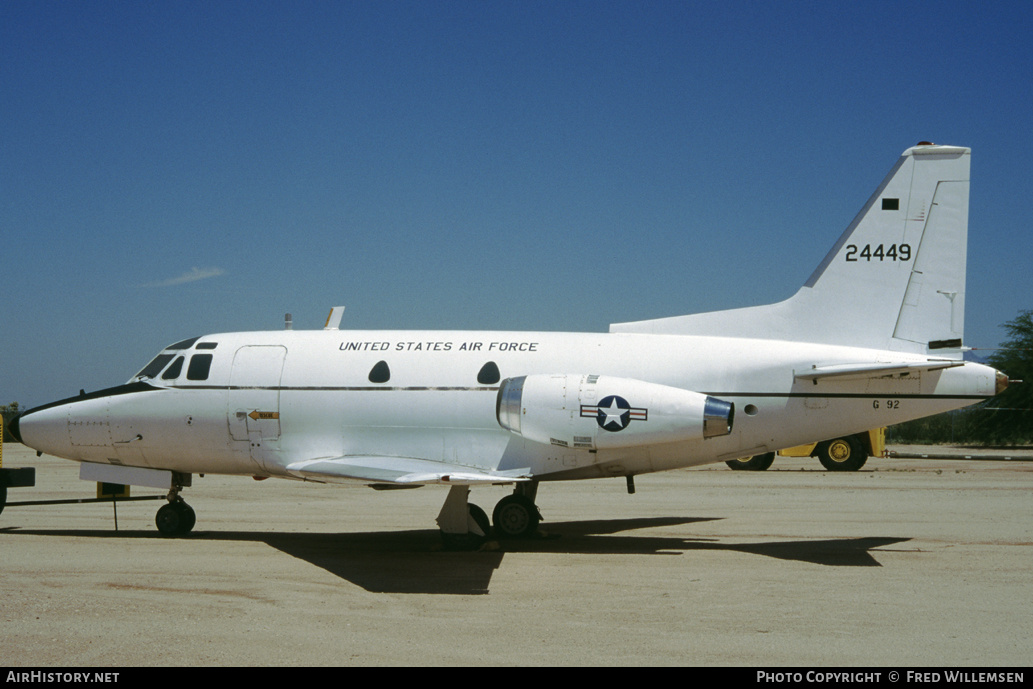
[284,456,533,486]
[795,360,964,382]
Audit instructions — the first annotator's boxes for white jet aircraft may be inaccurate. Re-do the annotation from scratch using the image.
[8,143,1008,548]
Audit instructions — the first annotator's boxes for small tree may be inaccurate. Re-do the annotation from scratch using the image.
[974,310,1033,444]
[887,310,1033,446]
[1,402,21,443]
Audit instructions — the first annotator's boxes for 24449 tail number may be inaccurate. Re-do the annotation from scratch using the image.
[845,244,911,262]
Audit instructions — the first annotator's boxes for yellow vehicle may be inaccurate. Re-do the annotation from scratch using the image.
[725,428,885,472]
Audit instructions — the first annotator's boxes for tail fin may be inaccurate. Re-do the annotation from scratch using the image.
[610,143,971,356]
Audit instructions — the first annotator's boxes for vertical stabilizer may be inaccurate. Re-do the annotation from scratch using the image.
[610,144,971,356]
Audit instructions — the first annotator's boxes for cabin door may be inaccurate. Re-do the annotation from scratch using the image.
[227,346,286,470]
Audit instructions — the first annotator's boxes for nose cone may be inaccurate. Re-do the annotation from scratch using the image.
[9,406,42,450]
[996,370,1010,396]
[8,403,80,459]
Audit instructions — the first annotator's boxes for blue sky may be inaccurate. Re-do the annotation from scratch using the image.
[2,1,1031,407]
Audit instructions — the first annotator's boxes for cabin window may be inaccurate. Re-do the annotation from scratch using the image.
[135,354,174,379]
[162,356,185,380]
[368,360,391,383]
[186,354,213,381]
[882,198,899,211]
[477,361,501,385]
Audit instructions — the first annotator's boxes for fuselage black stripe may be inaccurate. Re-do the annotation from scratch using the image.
[703,392,988,400]
[168,385,502,392]
[31,384,989,405]
[164,385,986,400]
[21,382,162,416]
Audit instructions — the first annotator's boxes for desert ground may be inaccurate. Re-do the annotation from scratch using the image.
[2,443,1030,666]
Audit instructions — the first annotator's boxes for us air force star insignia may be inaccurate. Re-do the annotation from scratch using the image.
[580,395,648,432]
[597,396,631,430]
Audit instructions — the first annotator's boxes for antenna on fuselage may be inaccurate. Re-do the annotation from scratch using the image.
[284,313,293,330]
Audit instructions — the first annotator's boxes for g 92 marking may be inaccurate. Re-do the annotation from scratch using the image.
[873,400,900,410]
[845,243,911,262]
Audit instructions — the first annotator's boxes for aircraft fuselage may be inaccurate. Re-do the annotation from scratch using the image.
[16,328,999,482]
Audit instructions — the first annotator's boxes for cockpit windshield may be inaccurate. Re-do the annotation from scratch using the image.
[134,353,176,380]
[132,337,206,381]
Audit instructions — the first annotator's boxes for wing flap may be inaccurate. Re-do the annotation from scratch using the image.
[795,360,964,382]
[285,456,532,486]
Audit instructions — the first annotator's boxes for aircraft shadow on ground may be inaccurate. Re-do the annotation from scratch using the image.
[3,517,911,595]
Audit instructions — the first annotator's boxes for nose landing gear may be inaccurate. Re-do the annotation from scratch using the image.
[155,479,195,537]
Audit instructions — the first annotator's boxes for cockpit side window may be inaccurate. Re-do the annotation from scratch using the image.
[161,356,185,380]
[135,354,174,380]
[186,354,213,381]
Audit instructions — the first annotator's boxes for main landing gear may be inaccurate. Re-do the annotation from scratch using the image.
[437,481,543,550]
[492,482,541,539]
[155,479,195,537]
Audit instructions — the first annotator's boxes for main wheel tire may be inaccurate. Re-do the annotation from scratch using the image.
[468,503,490,538]
[816,436,868,471]
[492,494,541,539]
[439,504,491,551]
[725,452,776,471]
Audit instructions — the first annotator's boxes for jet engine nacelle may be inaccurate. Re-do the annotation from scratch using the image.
[496,374,734,450]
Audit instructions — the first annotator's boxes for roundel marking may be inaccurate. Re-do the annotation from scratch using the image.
[596,395,632,432]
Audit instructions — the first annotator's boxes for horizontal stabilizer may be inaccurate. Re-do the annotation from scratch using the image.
[795,359,964,382]
[285,456,532,486]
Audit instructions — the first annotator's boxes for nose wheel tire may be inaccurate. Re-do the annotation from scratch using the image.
[156,501,196,537]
